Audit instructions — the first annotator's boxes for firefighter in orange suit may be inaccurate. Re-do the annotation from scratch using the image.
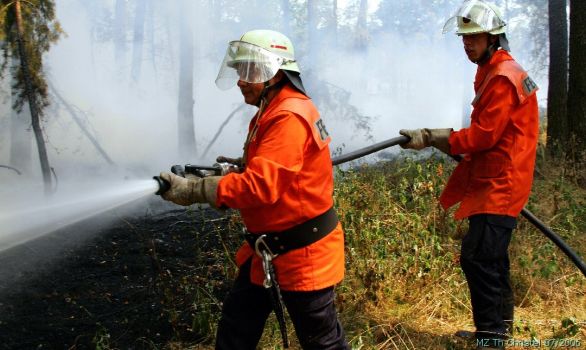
[400,1,538,349]
[159,30,349,349]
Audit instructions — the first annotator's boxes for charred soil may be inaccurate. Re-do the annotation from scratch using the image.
[0,200,242,349]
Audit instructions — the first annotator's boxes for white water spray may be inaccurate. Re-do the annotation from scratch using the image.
[0,179,159,253]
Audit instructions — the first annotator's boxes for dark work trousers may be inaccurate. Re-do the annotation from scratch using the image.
[460,214,516,348]
[215,259,349,350]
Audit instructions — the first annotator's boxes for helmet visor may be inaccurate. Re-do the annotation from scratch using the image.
[215,41,285,90]
[442,0,505,34]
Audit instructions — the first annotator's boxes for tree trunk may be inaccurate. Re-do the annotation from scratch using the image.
[355,0,368,50]
[307,0,318,67]
[9,55,32,175]
[201,104,247,159]
[177,0,196,159]
[547,0,568,153]
[10,105,32,175]
[49,82,115,166]
[130,0,147,82]
[146,0,157,76]
[14,0,52,194]
[114,0,127,64]
[567,0,586,154]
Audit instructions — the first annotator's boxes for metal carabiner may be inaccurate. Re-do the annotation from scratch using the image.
[254,234,276,258]
[254,235,277,288]
[261,250,273,288]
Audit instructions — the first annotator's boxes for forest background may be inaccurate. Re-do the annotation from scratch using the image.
[0,0,584,349]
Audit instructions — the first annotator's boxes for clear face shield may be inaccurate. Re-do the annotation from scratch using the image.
[215,41,287,90]
[442,0,505,34]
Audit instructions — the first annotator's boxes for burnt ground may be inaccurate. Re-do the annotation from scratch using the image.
[0,198,243,350]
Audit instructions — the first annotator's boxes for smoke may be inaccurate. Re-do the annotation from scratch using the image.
[317,31,475,151]
[3,0,545,177]
[40,0,470,173]
[0,0,547,250]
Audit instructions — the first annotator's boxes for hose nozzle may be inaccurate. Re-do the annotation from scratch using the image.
[153,176,170,195]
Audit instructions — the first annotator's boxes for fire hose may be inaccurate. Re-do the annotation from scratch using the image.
[153,134,584,348]
[153,135,586,278]
[330,135,586,278]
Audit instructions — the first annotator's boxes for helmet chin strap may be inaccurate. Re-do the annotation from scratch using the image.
[254,81,272,108]
[254,78,285,110]
[244,78,284,163]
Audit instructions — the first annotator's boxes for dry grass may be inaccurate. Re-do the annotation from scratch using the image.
[172,150,585,350]
[327,152,586,350]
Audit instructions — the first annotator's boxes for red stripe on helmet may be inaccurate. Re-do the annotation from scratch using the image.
[271,44,287,50]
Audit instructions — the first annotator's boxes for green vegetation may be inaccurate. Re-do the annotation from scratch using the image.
[331,151,585,349]
[154,150,586,349]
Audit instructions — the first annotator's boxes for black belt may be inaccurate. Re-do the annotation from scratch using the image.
[244,207,339,256]
[244,206,338,349]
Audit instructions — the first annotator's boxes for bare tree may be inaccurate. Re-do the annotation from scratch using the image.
[547,0,568,153]
[113,0,126,64]
[145,0,158,76]
[49,81,115,166]
[201,104,247,159]
[307,0,319,66]
[355,0,368,50]
[130,0,148,82]
[177,0,196,159]
[567,0,586,154]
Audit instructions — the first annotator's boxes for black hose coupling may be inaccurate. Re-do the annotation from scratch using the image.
[153,164,184,196]
[153,176,170,195]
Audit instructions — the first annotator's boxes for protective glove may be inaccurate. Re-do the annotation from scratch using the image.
[399,128,452,155]
[184,173,200,181]
[159,172,221,207]
[216,155,243,168]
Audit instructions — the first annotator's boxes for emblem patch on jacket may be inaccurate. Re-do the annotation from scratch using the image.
[522,76,538,95]
[314,118,330,141]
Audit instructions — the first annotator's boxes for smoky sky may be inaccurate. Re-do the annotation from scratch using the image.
[1,0,547,182]
[0,0,549,260]
[0,0,549,200]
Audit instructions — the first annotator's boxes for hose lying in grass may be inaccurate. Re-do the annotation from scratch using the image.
[331,135,586,278]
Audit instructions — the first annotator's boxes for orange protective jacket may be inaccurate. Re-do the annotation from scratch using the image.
[440,50,539,220]
[216,84,344,291]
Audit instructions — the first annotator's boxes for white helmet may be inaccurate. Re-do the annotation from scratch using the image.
[443,0,506,36]
[443,0,509,51]
[215,29,306,94]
